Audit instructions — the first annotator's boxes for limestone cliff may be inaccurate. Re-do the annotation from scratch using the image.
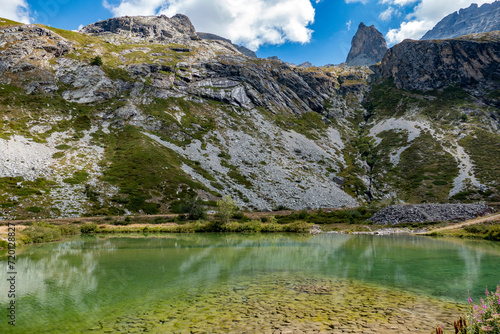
[372,31,500,91]
[346,23,387,66]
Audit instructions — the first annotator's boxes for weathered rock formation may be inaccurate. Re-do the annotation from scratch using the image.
[370,204,492,225]
[197,32,257,58]
[346,23,387,66]
[422,1,500,40]
[372,31,500,91]
[81,14,198,42]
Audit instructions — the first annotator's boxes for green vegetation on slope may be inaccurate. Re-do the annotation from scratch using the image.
[459,129,500,201]
[101,125,210,214]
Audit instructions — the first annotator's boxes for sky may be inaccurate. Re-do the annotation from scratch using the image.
[1,0,497,66]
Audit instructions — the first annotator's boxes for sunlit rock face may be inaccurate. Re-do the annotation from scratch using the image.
[346,22,387,66]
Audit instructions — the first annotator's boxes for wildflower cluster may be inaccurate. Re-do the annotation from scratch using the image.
[466,283,500,333]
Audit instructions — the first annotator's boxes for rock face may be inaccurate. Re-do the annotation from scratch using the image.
[81,14,198,41]
[346,23,387,66]
[1,14,500,219]
[422,1,500,40]
[0,25,73,82]
[373,31,500,91]
[370,204,492,225]
[197,32,257,58]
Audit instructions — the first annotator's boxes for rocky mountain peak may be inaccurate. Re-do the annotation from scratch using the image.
[421,1,500,40]
[346,22,387,66]
[197,32,257,58]
[80,14,198,41]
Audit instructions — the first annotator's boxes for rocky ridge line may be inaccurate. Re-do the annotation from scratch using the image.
[422,1,500,40]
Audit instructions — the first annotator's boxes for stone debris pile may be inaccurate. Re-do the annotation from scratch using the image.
[370,203,492,225]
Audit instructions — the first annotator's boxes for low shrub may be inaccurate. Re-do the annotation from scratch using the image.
[80,223,98,234]
[282,221,311,233]
[22,223,61,243]
[152,217,167,224]
[57,224,81,235]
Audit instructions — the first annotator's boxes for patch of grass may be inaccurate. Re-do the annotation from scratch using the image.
[73,114,91,132]
[63,171,89,184]
[275,207,375,225]
[55,144,71,150]
[459,129,500,200]
[27,206,43,213]
[0,177,56,201]
[101,125,207,213]
[52,152,65,159]
[0,18,22,26]
[266,109,328,140]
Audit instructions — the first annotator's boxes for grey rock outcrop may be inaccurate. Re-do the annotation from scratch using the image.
[373,31,500,91]
[81,14,198,41]
[0,25,73,83]
[422,1,500,40]
[346,23,387,66]
[370,203,492,225]
[198,32,257,58]
[299,62,313,68]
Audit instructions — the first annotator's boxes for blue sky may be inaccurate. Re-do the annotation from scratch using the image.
[1,0,497,65]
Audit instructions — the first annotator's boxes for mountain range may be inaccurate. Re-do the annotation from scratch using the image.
[422,1,500,40]
[0,9,499,220]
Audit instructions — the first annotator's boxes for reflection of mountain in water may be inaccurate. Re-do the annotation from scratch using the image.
[1,234,500,333]
[170,234,500,301]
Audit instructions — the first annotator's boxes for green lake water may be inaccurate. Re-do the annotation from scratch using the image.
[1,233,500,333]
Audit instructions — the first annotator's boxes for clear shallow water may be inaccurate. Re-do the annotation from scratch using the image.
[1,233,500,333]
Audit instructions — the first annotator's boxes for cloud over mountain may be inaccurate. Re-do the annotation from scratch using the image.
[0,0,32,23]
[103,0,316,51]
[385,0,496,44]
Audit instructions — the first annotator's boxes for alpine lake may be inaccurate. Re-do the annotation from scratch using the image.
[1,233,500,334]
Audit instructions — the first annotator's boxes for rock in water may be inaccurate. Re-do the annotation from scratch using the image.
[346,22,387,66]
[422,2,500,40]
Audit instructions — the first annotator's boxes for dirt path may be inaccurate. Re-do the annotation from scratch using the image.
[423,212,500,233]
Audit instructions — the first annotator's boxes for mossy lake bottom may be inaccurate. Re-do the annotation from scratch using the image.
[1,233,500,333]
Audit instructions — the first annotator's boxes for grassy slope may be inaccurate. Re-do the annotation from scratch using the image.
[361,80,500,204]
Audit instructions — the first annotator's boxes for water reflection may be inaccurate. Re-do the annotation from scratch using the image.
[1,234,499,333]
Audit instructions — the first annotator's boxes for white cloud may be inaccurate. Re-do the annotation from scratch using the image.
[346,19,352,31]
[380,0,417,5]
[0,0,32,23]
[386,0,497,44]
[379,7,396,21]
[104,0,316,51]
[345,0,369,3]
[103,0,165,16]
